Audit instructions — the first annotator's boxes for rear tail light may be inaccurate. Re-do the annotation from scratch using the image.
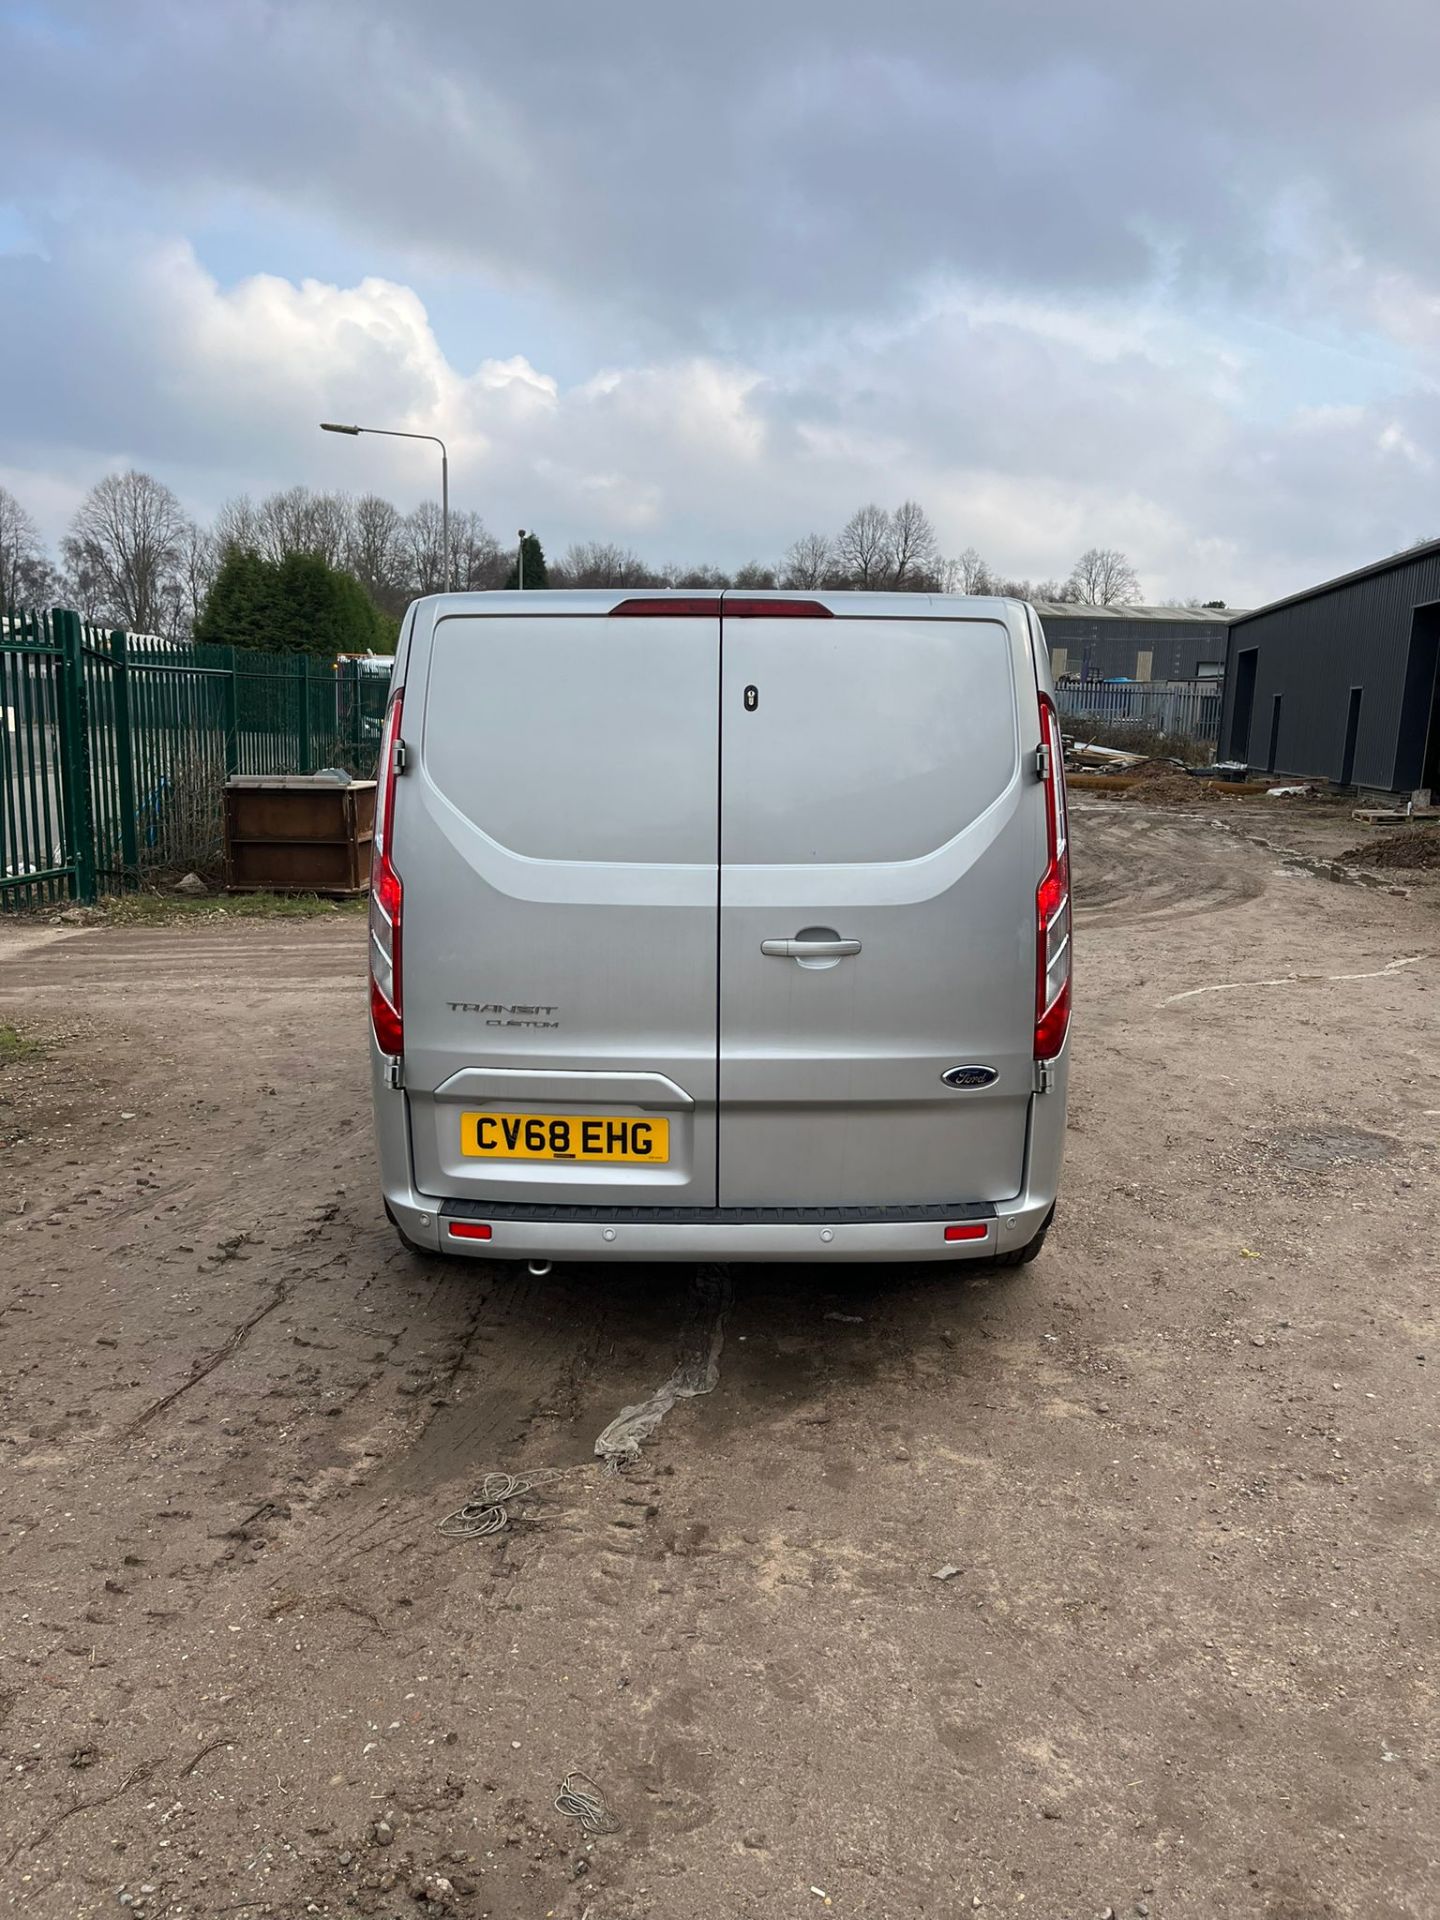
[369,689,404,1057]
[944,1222,990,1242]
[447,1221,493,1241]
[1034,695,1072,1062]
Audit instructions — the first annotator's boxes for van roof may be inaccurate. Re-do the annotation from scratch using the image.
[405,588,1037,619]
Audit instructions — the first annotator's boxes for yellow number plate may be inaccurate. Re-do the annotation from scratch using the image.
[460,1111,670,1164]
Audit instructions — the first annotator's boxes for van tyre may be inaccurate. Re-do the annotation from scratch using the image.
[995,1206,1054,1269]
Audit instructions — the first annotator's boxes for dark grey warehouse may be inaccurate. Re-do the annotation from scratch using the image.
[1035,602,1236,683]
[1222,543,1440,797]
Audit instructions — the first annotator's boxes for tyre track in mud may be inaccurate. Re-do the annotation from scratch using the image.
[291,1260,693,1585]
[1071,803,1268,923]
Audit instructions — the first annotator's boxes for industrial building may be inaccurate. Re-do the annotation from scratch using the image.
[1034,603,1237,683]
[1221,543,1440,795]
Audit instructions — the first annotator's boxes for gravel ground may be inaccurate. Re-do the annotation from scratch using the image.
[0,804,1436,1920]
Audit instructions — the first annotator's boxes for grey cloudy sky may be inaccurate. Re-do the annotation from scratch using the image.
[2,0,1438,602]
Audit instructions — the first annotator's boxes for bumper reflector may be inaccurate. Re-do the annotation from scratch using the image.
[448,1221,493,1241]
[944,1222,990,1243]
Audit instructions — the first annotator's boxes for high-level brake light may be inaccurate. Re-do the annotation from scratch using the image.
[609,598,720,617]
[606,596,833,618]
[1034,695,1072,1062]
[723,599,833,618]
[369,690,404,1057]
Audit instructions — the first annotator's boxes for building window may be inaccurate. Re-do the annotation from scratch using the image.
[1050,646,1068,677]
[1196,661,1222,679]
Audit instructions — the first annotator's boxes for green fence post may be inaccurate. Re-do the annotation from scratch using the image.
[109,630,140,882]
[296,653,314,774]
[222,647,240,777]
[54,608,97,903]
[349,660,363,770]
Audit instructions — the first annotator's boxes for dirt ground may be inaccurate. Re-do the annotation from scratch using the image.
[1,804,1436,1920]
[1094,785,1440,904]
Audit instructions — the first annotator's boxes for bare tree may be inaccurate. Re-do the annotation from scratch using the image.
[0,486,60,614]
[732,560,778,590]
[254,487,310,562]
[309,491,353,569]
[448,511,505,593]
[889,499,939,590]
[214,493,262,556]
[945,547,994,595]
[834,504,893,587]
[556,540,652,588]
[662,562,731,589]
[348,493,406,601]
[401,500,447,596]
[177,521,218,637]
[252,486,352,566]
[62,471,186,633]
[781,532,834,589]
[1067,546,1141,606]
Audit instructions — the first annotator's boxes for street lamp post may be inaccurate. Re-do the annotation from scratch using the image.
[320,422,449,590]
[517,529,527,592]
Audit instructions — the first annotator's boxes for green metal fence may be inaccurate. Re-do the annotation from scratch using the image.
[0,608,391,908]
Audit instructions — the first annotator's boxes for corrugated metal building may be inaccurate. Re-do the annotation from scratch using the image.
[1034,603,1238,682]
[1221,544,1440,794]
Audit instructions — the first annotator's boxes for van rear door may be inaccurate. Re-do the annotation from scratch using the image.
[716,596,1038,1208]
[400,596,721,1206]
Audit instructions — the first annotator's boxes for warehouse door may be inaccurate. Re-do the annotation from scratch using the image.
[1340,689,1362,789]
[1230,649,1257,762]
[1423,660,1440,795]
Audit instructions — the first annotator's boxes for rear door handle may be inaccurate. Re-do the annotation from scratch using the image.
[761,938,861,959]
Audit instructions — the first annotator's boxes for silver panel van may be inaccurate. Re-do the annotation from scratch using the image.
[371,591,1069,1265]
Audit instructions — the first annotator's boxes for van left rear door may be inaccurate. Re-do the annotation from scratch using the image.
[400,595,721,1207]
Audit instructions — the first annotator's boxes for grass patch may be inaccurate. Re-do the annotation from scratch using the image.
[98,889,368,926]
[0,1022,42,1067]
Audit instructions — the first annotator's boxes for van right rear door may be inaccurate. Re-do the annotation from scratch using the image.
[716,595,1041,1209]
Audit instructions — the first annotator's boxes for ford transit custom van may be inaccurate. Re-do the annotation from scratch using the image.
[370,590,1069,1265]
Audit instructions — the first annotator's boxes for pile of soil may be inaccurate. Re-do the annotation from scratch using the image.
[1128,757,1188,781]
[1121,770,1217,808]
[1339,827,1440,870]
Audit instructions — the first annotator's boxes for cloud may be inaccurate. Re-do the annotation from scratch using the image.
[4,228,1438,605]
[3,1,1440,607]
[5,0,1440,345]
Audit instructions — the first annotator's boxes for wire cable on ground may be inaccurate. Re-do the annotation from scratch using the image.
[555,1769,621,1836]
[437,1468,571,1539]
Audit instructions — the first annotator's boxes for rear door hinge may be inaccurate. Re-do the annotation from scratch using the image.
[393,738,409,774]
[1033,1060,1055,1095]
[1033,742,1051,780]
[385,1056,404,1090]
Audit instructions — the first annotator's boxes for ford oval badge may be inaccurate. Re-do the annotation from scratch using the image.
[941,1064,999,1090]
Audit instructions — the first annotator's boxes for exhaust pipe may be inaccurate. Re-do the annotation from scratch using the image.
[528,1258,553,1277]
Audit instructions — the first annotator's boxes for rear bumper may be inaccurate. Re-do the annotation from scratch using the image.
[373,1048,1067,1264]
[423,1206,1045,1263]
